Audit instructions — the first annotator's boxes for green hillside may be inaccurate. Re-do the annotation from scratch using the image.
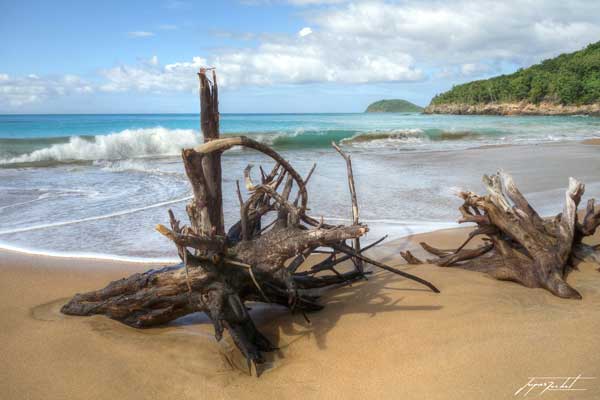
[365,99,423,113]
[430,41,600,106]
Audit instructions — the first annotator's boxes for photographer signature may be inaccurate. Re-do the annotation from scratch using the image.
[515,375,596,396]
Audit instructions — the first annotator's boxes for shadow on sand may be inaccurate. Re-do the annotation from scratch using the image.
[167,256,442,375]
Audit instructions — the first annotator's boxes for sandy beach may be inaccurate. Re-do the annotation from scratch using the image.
[2,226,599,400]
[4,2,600,399]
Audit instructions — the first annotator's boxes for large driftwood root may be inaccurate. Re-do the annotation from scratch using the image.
[61,69,438,373]
[401,171,600,299]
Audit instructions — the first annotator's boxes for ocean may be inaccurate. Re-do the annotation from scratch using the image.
[1,112,600,262]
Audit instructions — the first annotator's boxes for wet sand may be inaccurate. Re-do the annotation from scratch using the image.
[1,227,600,399]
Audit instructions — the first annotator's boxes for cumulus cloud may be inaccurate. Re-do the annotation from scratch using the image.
[216,37,422,85]
[0,74,93,108]
[98,34,422,92]
[4,0,600,109]
[99,57,207,93]
[128,31,155,38]
[298,27,313,37]
[460,63,490,77]
[314,0,600,67]
[99,0,600,93]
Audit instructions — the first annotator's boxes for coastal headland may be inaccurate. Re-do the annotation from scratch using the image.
[424,101,600,116]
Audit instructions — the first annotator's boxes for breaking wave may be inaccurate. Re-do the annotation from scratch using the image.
[256,128,491,149]
[0,127,201,166]
[341,129,424,144]
[0,126,506,167]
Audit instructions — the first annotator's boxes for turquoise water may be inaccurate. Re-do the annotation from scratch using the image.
[1,112,600,261]
[2,113,600,163]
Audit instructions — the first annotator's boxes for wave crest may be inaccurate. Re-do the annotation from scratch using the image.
[342,129,424,145]
[0,127,201,165]
[0,126,498,167]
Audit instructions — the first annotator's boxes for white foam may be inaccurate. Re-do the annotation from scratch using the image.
[0,188,98,210]
[0,196,48,211]
[0,127,201,164]
[0,240,179,264]
[324,216,460,239]
[0,195,193,235]
[341,129,428,149]
[0,218,458,263]
[95,159,184,176]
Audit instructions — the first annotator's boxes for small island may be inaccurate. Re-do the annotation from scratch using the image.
[365,99,424,113]
[425,41,600,116]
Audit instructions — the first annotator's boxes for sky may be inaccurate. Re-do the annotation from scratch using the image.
[1,0,600,113]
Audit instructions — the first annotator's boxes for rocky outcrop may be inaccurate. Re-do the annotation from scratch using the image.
[424,102,600,116]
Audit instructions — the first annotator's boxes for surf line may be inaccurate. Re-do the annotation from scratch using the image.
[0,240,180,264]
[0,197,50,211]
[0,195,193,235]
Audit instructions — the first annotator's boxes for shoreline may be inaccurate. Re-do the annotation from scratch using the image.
[2,225,599,399]
[0,218,460,264]
[0,240,181,264]
[3,138,600,264]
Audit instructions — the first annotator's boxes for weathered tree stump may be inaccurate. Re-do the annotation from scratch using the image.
[61,69,439,373]
[401,171,600,299]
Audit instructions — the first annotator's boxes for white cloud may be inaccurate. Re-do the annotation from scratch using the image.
[128,31,155,38]
[460,63,490,77]
[4,0,600,109]
[99,57,208,93]
[313,0,600,68]
[0,74,93,108]
[97,34,422,92]
[100,0,600,93]
[298,27,313,37]
[435,63,492,79]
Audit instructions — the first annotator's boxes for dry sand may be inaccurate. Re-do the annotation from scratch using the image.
[1,227,599,399]
[582,138,600,145]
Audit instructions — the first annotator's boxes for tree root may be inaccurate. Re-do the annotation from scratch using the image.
[401,170,600,299]
[61,69,438,374]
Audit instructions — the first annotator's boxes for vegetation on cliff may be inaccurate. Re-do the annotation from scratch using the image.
[430,41,600,106]
[365,99,423,113]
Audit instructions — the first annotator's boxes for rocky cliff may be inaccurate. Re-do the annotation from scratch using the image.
[424,102,600,116]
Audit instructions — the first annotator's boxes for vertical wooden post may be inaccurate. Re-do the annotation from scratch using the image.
[199,69,220,142]
[199,69,224,236]
[182,69,225,239]
[332,142,363,273]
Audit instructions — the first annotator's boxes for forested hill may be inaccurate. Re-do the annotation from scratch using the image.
[365,99,423,112]
[429,41,600,108]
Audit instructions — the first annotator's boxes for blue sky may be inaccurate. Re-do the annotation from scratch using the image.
[1,0,599,113]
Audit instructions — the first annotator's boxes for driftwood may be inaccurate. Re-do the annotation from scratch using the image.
[401,171,600,299]
[61,69,438,373]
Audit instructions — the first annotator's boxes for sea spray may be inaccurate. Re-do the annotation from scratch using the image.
[0,127,200,165]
